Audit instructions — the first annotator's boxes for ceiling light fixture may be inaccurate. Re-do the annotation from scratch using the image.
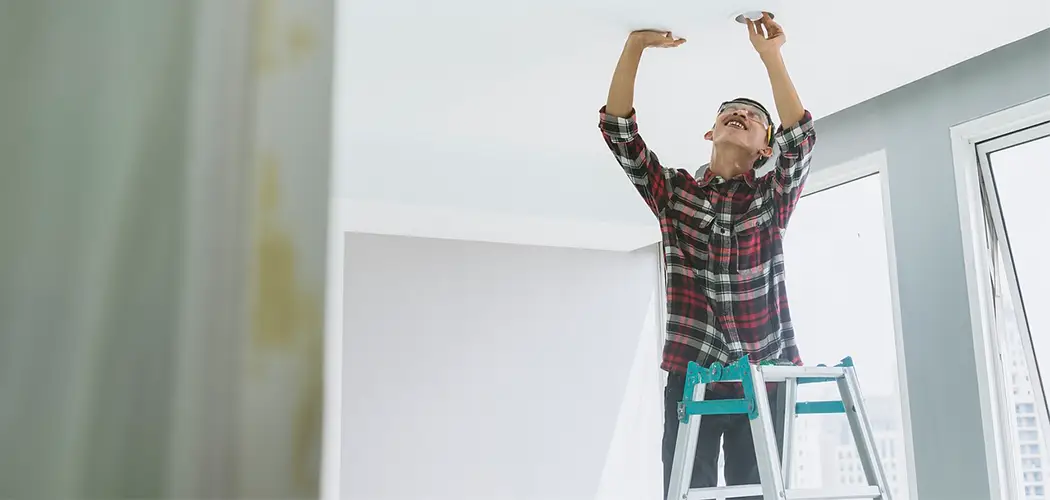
[734,10,774,24]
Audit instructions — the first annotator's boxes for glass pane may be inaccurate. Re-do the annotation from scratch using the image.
[989,134,1050,389]
[782,173,910,499]
[996,245,1048,499]
[988,133,1050,500]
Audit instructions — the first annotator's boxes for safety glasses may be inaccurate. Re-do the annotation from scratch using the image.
[717,101,770,129]
[716,101,773,144]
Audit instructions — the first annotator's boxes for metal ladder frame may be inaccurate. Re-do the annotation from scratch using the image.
[666,356,893,500]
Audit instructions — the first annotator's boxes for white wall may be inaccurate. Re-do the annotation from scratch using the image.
[341,233,663,500]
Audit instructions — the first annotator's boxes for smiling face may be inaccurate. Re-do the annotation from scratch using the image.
[706,101,772,154]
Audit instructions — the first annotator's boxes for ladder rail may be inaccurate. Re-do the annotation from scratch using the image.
[667,380,707,500]
[748,364,787,499]
[780,377,798,487]
[838,367,893,500]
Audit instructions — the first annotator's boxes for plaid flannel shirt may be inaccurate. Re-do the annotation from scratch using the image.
[599,106,816,396]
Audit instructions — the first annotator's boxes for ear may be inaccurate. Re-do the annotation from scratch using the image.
[758,145,774,158]
[704,130,714,141]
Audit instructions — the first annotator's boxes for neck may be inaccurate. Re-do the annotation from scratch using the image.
[708,145,754,179]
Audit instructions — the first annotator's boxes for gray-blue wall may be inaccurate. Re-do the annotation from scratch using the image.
[810,28,1050,500]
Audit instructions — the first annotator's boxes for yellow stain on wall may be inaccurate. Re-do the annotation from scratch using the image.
[248,1,326,492]
[253,0,280,74]
[252,153,298,348]
[250,151,325,494]
[288,20,317,64]
[253,0,319,77]
[294,321,325,489]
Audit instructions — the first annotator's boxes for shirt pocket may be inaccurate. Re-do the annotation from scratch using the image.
[732,204,774,274]
[670,196,718,272]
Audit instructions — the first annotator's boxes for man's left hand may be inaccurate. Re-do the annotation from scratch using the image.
[746,13,785,56]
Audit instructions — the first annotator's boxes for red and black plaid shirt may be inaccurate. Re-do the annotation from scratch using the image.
[599,106,816,394]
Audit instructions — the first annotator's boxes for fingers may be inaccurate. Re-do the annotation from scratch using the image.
[766,20,783,37]
[747,15,781,40]
[662,31,685,47]
[760,13,782,36]
[746,18,766,38]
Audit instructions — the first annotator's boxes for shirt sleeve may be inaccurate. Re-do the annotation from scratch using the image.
[765,110,816,229]
[598,106,678,216]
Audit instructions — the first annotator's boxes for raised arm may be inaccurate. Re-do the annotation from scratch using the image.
[748,15,816,229]
[599,31,686,216]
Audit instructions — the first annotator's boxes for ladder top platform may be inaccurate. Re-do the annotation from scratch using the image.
[689,356,855,385]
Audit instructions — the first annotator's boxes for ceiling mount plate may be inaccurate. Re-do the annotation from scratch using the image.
[734,11,774,24]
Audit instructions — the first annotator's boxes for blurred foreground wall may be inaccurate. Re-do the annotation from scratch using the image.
[0,0,335,498]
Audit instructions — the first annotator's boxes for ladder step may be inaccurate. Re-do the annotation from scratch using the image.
[795,400,846,414]
[686,484,761,499]
[686,485,881,500]
[785,486,882,499]
[759,365,847,382]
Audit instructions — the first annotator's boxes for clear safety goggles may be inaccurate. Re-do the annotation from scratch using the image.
[717,101,771,129]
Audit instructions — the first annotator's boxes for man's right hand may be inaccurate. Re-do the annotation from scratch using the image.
[627,30,686,50]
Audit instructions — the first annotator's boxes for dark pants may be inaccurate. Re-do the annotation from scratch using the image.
[661,372,785,500]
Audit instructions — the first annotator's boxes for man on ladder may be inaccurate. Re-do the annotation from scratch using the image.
[597,13,815,500]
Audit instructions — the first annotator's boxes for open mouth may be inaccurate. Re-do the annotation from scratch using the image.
[724,116,748,131]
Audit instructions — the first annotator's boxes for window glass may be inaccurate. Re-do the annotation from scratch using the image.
[782,173,910,498]
[987,133,1050,499]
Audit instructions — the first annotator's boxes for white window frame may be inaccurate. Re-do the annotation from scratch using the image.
[976,122,1050,495]
[950,93,1050,500]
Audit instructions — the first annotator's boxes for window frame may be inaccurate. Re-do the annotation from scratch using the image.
[792,152,916,499]
[978,119,1050,499]
[976,118,1050,362]
[950,94,1050,500]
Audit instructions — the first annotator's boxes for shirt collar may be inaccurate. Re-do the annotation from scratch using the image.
[696,166,757,188]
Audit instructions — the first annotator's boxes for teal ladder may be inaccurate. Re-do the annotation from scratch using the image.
[666,356,892,500]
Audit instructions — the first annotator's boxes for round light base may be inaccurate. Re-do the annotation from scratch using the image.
[734,11,774,23]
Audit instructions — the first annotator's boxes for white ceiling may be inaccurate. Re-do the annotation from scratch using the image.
[334,0,1049,249]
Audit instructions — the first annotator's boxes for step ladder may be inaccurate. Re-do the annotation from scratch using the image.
[666,356,892,500]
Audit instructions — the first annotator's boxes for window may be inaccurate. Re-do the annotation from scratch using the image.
[976,121,1050,499]
[782,170,910,498]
